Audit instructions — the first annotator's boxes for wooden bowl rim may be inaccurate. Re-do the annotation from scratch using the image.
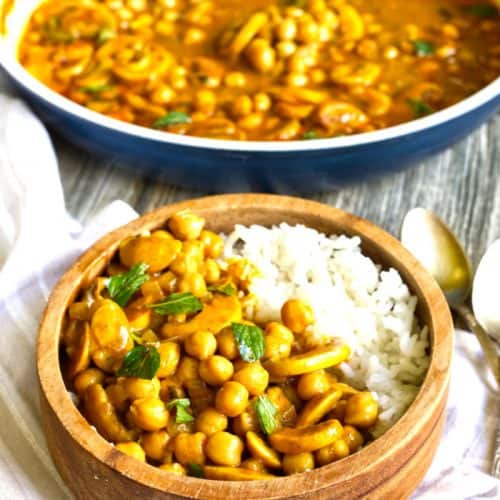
[37,194,453,499]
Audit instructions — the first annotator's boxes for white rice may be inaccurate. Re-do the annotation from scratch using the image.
[223,223,430,436]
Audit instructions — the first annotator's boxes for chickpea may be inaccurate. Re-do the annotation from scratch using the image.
[215,381,249,417]
[195,407,228,436]
[184,27,206,45]
[238,112,264,131]
[194,89,216,115]
[199,230,224,259]
[282,452,315,475]
[217,328,239,360]
[168,211,205,241]
[106,383,129,412]
[73,368,105,395]
[173,432,207,465]
[128,397,169,431]
[241,458,267,472]
[296,19,320,43]
[232,95,253,118]
[282,72,308,87]
[224,71,247,87]
[115,442,146,462]
[159,462,187,475]
[185,330,217,360]
[276,18,297,40]
[297,370,332,400]
[157,342,181,378]
[175,356,200,384]
[264,322,294,361]
[203,259,220,284]
[141,430,170,461]
[315,439,350,466]
[177,272,207,297]
[232,363,269,396]
[246,39,276,73]
[344,392,378,428]
[199,355,234,386]
[206,431,244,466]
[122,377,160,400]
[281,299,315,333]
[150,85,175,105]
[276,40,297,58]
[343,425,364,453]
[253,93,271,112]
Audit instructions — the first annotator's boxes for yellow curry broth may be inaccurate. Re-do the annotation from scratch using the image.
[18,0,500,140]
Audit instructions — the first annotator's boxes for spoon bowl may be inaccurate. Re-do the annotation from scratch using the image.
[472,239,500,342]
[401,207,499,384]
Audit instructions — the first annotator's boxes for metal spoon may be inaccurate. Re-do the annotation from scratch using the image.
[401,208,499,384]
[472,239,500,342]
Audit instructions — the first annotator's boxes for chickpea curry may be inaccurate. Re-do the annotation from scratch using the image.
[62,210,379,479]
[18,0,500,141]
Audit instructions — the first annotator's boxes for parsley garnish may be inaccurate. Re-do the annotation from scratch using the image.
[407,98,433,117]
[302,130,318,140]
[188,463,204,477]
[149,292,203,315]
[117,345,160,379]
[231,323,265,362]
[208,284,236,296]
[166,398,195,423]
[254,396,279,435]
[413,39,435,56]
[107,263,149,307]
[152,111,191,129]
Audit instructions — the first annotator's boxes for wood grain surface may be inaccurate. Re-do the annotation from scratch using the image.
[37,195,453,500]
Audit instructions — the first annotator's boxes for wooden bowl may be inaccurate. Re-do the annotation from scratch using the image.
[37,194,453,499]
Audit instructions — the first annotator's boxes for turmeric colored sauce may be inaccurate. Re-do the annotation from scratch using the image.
[18,0,500,140]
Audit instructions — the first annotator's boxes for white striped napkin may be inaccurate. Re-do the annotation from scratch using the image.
[0,96,498,499]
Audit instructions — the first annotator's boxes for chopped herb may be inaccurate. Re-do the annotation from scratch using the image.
[96,27,116,44]
[188,463,204,477]
[152,111,191,129]
[44,16,74,42]
[302,130,318,140]
[462,4,498,18]
[130,330,144,345]
[208,283,237,296]
[166,398,195,423]
[107,263,149,307]
[231,323,265,362]
[117,345,160,379]
[149,292,203,315]
[407,98,433,117]
[79,84,113,94]
[254,396,279,435]
[412,39,435,56]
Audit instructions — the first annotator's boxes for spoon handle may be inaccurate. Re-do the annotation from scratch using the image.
[453,303,500,384]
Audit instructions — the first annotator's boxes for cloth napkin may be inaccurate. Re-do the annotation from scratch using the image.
[0,96,498,500]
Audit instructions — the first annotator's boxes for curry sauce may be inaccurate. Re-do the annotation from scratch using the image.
[18,0,500,140]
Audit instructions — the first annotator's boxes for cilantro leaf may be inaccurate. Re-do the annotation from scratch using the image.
[302,130,318,140]
[107,263,149,307]
[117,345,160,379]
[207,284,236,296]
[412,39,435,56]
[166,398,195,423]
[407,98,433,117]
[254,396,279,435]
[188,463,204,477]
[149,292,203,315]
[153,111,191,129]
[231,323,265,362]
